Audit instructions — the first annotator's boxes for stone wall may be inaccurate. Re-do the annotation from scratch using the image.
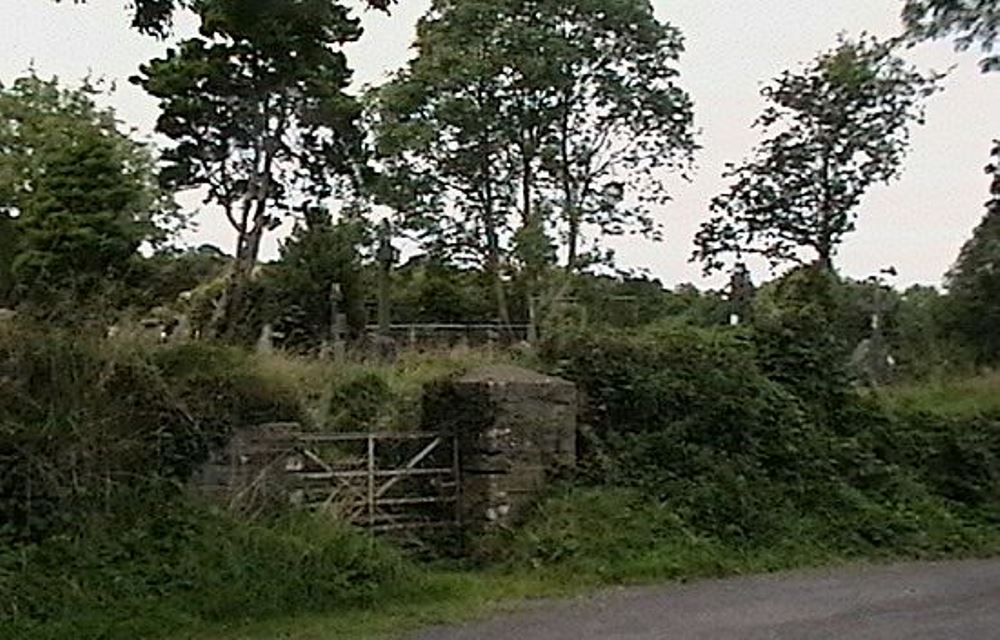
[193,366,578,533]
[424,365,577,530]
[190,422,299,514]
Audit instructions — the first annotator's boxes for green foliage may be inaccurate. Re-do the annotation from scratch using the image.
[880,370,1000,416]
[483,487,729,578]
[327,372,393,431]
[370,0,695,322]
[0,213,18,306]
[543,323,818,542]
[0,501,409,640]
[390,260,498,323]
[751,267,850,418]
[133,0,365,336]
[0,74,174,312]
[125,245,229,311]
[568,276,728,329]
[56,0,397,37]
[904,0,1000,72]
[540,317,1000,554]
[0,324,302,544]
[944,141,1000,364]
[695,36,942,272]
[264,207,369,349]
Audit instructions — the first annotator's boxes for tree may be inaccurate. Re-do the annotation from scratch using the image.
[944,140,1000,363]
[537,0,695,271]
[0,213,19,307]
[903,0,1000,72]
[371,0,695,321]
[264,206,369,349]
[60,0,397,37]
[133,0,366,337]
[0,74,172,310]
[370,0,523,324]
[694,37,941,273]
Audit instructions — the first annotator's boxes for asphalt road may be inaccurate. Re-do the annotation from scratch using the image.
[410,560,1000,639]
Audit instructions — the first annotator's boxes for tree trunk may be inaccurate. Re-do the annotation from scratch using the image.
[558,102,581,272]
[484,210,511,329]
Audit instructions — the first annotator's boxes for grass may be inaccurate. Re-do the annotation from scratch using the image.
[186,543,1000,640]
[179,486,1000,640]
[189,570,574,640]
[250,345,525,429]
[7,481,1000,640]
[877,369,1000,416]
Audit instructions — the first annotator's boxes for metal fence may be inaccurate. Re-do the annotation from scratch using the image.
[284,431,461,533]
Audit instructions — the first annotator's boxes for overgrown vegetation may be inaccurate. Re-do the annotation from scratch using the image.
[4,0,1000,638]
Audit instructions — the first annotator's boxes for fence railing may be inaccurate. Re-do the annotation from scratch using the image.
[283,431,461,533]
[365,323,532,347]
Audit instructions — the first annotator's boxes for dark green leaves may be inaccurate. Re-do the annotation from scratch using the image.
[904,0,1000,72]
[132,0,366,334]
[0,74,172,307]
[944,141,1000,363]
[370,0,695,269]
[695,37,942,274]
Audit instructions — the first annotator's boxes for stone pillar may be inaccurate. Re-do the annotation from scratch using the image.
[424,365,576,531]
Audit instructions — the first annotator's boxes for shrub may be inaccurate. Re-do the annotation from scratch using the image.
[0,500,410,640]
[0,325,302,544]
[542,324,819,542]
[327,371,394,431]
[540,322,1000,555]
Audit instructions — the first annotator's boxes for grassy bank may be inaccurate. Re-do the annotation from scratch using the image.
[194,485,1000,640]
[3,322,1000,639]
[878,370,1000,416]
[9,481,999,640]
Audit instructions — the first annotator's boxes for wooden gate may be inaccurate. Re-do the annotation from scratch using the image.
[284,431,461,533]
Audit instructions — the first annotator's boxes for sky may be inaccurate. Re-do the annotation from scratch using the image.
[1,0,998,290]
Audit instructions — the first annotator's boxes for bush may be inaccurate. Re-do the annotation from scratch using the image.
[0,500,410,640]
[0,325,303,544]
[539,322,1000,556]
[543,324,819,542]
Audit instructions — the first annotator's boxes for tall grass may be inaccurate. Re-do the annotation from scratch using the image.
[0,501,412,640]
[250,345,523,430]
[878,369,1000,416]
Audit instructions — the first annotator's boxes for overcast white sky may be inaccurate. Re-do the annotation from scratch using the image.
[2,0,998,289]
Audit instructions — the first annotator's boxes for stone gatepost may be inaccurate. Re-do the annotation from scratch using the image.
[423,365,577,531]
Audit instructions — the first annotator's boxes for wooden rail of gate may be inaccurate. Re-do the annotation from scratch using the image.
[284,431,461,533]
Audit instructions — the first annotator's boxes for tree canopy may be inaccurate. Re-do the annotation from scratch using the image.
[0,74,173,308]
[695,37,941,273]
[133,0,366,334]
[904,0,1000,72]
[61,0,397,37]
[265,206,369,348]
[371,0,695,321]
[944,140,1000,363]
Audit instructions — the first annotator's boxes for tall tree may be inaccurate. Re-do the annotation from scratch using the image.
[538,0,695,271]
[694,37,941,274]
[0,74,172,309]
[60,0,397,37]
[371,0,525,324]
[903,0,1000,72]
[371,0,695,321]
[133,0,366,336]
[944,140,1000,363]
[265,206,369,349]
